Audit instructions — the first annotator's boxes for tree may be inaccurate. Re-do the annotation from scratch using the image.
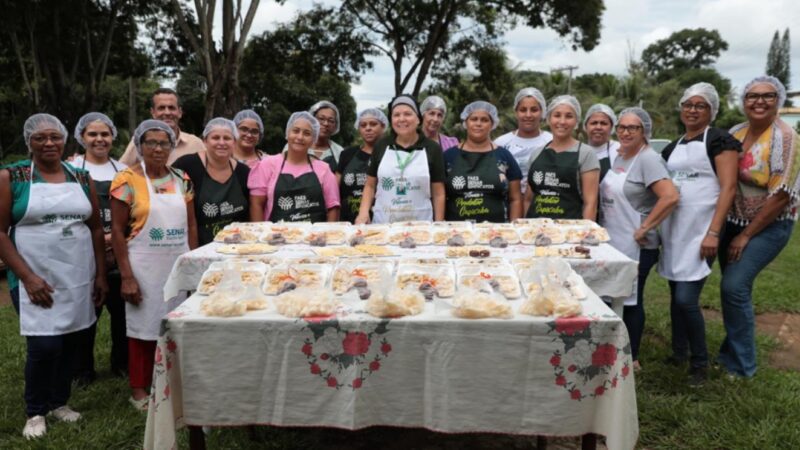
[641,28,728,81]
[767,28,791,103]
[339,0,604,97]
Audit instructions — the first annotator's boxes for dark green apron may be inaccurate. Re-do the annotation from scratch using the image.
[445,147,508,222]
[526,143,583,219]
[598,143,611,183]
[195,160,248,245]
[339,149,371,223]
[269,155,327,223]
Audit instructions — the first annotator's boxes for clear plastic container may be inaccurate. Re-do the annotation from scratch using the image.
[260,222,312,244]
[431,222,476,245]
[331,260,395,295]
[197,261,268,295]
[518,225,566,245]
[457,265,522,299]
[474,222,520,244]
[262,263,332,295]
[388,225,433,245]
[395,263,456,298]
[304,223,351,245]
[348,224,389,245]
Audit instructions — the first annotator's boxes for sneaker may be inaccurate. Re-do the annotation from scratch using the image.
[48,405,81,422]
[22,415,46,439]
[129,396,149,411]
[688,367,707,387]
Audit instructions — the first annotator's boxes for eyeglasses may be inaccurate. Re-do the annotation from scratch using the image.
[615,125,642,134]
[681,102,710,112]
[744,92,778,104]
[316,117,336,125]
[237,126,260,136]
[30,134,65,144]
[142,140,172,150]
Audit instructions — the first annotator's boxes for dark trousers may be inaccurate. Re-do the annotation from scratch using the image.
[622,248,660,362]
[73,272,128,379]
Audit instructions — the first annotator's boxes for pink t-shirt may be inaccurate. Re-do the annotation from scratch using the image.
[248,154,340,219]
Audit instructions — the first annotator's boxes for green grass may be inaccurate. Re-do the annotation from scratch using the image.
[1,229,799,449]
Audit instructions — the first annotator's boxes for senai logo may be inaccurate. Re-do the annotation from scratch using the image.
[149,227,165,242]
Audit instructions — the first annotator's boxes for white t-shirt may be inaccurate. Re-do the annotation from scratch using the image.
[585,140,621,166]
[494,130,553,193]
[70,156,127,182]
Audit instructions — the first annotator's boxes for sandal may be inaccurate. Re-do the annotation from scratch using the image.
[129,396,149,412]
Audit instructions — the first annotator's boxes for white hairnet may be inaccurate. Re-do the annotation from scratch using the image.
[460,101,500,130]
[133,119,176,156]
[286,111,321,143]
[420,95,447,116]
[233,109,264,135]
[202,117,239,140]
[617,107,653,140]
[513,87,547,117]
[23,113,68,150]
[73,112,117,149]
[355,108,389,129]
[309,100,340,135]
[680,82,720,121]
[583,104,617,130]
[547,95,582,123]
[742,75,787,111]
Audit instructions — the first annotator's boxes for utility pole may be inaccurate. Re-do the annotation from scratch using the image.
[551,65,579,94]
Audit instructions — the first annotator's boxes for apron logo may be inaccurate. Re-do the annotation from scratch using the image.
[219,201,242,216]
[61,226,73,237]
[451,175,466,190]
[277,196,294,211]
[344,173,355,186]
[532,171,544,185]
[202,203,219,218]
[380,177,394,191]
[42,214,57,224]
[149,227,165,242]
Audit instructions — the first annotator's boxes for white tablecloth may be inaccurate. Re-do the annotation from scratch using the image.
[144,292,638,450]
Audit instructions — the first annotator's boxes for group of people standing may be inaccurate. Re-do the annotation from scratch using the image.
[0,75,797,438]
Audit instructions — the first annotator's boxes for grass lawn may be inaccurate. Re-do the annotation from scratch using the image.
[1,230,799,449]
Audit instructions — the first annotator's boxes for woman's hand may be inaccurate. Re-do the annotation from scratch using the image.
[700,234,720,259]
[354,212,371,225]
[93,277,109,307]
[633,227,649,247]
[121,276,143,306]
[23,274,54,308]
[727,233,750,262]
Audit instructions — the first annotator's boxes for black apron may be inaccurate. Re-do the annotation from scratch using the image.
[196,159,248,245]
[82,157,120,233]
[339,149,371,224]
[526,143,583,219]
[445,147,508,223]
[269,155,328,223]
[598,143,612,182]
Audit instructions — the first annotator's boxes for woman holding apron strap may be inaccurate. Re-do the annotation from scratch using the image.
[444,101,523,222]
[658,83,739,385]
[524,95,600,220]
[600,107,678,371]
[337,108,388,223]
[111,120,198,410]
[0,113,107,438]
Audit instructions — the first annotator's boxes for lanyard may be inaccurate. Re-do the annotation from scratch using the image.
[394,147,417,177]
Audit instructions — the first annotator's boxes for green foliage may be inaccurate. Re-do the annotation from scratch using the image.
[641,29,729,82]
[766,28,791,102]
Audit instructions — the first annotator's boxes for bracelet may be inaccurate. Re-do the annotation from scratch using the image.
[706,230,720,237]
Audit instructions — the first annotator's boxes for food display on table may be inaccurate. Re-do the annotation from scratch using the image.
[398,257,450,266]
[262,264,331,295]
[214,227,259,244]
[518,258,586,318]
[451,289,513,319]
[315,245,395,257]
[564,226,610,245]
[513,217,554,226]
[533,246,591,259]
[366,288,425,318]
[431,222,476,246]
[197,269,265,295]
[445,246,492,258]
[260,223,310,244]
[274,288,340,317]
[348,224,389,245]
[200,292,248,317]
[395,263,456,299]
[519,225,566,245]
[457,266,522,299]
[215,243,278,255]
[454,257,512,269]
[331,261,394,297]
[304,223,349,246]
[475,223,520,246]
[388,224,433,247]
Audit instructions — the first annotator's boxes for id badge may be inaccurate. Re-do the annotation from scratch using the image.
[395,177,408,195]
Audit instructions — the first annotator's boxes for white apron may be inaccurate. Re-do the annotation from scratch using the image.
[658,128,718,281]
[373,146,432,224]
[15,162,96,336]
[125,164,189,340]
[600,150,643,306]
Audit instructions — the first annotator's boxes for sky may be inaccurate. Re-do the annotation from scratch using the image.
[235,0,800,110]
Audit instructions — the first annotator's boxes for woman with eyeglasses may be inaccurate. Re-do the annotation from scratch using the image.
[309,101,345,170]
[110,120,198,410]
[0,114,107,438]
[600,107,678,372]
[718,76,800,379]
[658,82,740,385]
[232,109,266,167]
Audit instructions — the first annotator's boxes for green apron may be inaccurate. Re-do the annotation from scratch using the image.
[445,148,508,222]
[195,160,248,245]
[269,155,328,223]
[526,144,583,219]
[339,149,371,224]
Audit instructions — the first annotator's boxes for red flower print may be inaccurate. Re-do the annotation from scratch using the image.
[164,385,170,398]
[320,353,330,360]
[612,377,618,388]
[310,363,321,375]
[568,365,577,373]
[570,389,582,400]
[595,386,606,396]
[166,340,177,353]
[304,314,335,324]
[167,361,172,370]
[343,332,371,356]
[352,378,363,389]
[621,365,630,378]
[370,361,381,371]
[740,150,754,171]
[554,316,590,336]
[555,375,566,386]
[154,346,162,364]
[327,376,338,387]
[302,343,313,356]
[550,355,561,367]
[381,343,392,355]
[591,344,618,367]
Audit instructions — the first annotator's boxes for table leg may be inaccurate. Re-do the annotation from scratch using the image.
[581,433,597,450]
[188,426,206,450]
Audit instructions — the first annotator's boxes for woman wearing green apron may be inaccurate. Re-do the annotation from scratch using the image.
[524,95,600,220]
[444,101,523,222]
[337,108,388,223]
[173,118,250,245]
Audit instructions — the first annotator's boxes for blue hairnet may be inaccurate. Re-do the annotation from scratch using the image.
[73,112,117,149]
[23,113,68,150]
[460,101,500,130]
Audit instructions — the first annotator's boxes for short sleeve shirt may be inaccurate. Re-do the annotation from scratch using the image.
[661,127,742,174]
[367,134,446,183]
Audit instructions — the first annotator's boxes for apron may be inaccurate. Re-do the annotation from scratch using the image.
[373,145,432,224]
[445,147,507,222]
[196,159,247,245]
[81,158,120,233]
[658,128,718,281]
[600,150,644,306]
[15,162,96,336]
[126,163,189,340]
[526,143,583,219]
[339,149,371,223]
[269,155,327,223]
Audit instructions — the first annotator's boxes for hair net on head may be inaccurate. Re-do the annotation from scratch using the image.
[680,82,720,121]
[742,75,787,110]
[460,101,500,130]
[617,107,653,140]
[583,104,617,130]
[133,119,176,156]
[390,94,421,119]
[24,113,68,150]
[286,111,321,144]
[420,95,447,116]
[233,109,264,135]
[513,87,547,116]
[309,100,340,135]
[355,108,389,129]
[73,112,117,149]
[203,117,239,140]
[547,95,582,123]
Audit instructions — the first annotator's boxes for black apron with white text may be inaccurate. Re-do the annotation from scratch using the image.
[339,149,371,223]
[196,160,248,245]
[269,155,327,223]
[445,148,507,222]
[526,144,583,219]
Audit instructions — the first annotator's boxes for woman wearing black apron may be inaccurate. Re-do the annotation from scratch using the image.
[444,101,523,222]
[173,118,250,245]
[524,95,600,220]
[233,109,265,168]
[249,112,340,222]
[337,108,388,223]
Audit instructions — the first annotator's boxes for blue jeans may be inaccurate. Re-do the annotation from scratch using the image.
[623,248,660,362]
[668,278,709,369]
[718,219,794,377]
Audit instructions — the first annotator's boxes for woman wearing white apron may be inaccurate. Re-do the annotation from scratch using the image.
[583,103,621,183]
[111,120,198,410]
[355,95,446,224]
[658,83,740,385]
[600,108,678,371]
[0,114,107,439]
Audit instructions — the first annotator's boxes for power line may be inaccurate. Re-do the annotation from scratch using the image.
[551,65,579,94]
